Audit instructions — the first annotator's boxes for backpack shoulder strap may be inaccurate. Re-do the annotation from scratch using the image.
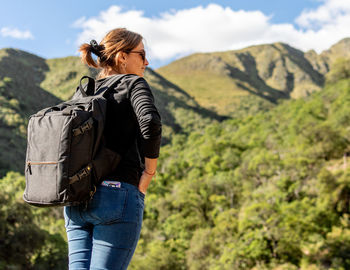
[79,76,95,97]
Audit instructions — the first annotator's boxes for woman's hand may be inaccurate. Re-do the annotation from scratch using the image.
[138,171,154,195]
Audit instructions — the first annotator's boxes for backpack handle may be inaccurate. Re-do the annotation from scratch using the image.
[79,76,95,97]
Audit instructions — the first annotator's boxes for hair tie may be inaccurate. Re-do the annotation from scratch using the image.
[89,40,104,58]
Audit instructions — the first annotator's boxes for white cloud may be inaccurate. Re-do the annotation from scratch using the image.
[0,27,34,40]
[296,0,350,29]
[292,0,350,51]
[73,0,350,63]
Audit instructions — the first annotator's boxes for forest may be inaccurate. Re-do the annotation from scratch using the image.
[1,57,350,269]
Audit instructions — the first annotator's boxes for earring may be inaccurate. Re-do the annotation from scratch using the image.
[122,63,127,71]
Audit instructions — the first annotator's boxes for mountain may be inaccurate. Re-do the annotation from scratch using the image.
[0,48,220,175]
[2,41,350,269]
[2,51,350,269]
[143,68,223,141]
[157,38,350,116]
[1,38,349,174]
[305,37,350,74]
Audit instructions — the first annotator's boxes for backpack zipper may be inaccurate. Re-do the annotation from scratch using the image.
[26,161,58,175]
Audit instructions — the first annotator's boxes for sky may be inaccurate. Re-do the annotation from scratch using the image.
[1,0,350,68]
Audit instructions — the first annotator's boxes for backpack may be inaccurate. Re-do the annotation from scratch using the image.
[23,74,125,207]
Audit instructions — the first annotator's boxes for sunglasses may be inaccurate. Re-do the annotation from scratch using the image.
[127,50,146,62]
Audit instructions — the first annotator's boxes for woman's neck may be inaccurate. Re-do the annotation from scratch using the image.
[98,69,120,80]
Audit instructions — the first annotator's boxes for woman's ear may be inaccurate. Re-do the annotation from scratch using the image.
[115,52,128,73]
[116,51,127,64]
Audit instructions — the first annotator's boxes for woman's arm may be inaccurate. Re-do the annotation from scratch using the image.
[138,157,157,194]
[129,77,162,193]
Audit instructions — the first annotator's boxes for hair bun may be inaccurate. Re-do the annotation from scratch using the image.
[89,40,103,57]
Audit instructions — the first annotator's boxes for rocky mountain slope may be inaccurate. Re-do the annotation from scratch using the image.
[157,38,350,116]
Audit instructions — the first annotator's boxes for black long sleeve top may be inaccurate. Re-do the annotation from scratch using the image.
[95,74,162,187]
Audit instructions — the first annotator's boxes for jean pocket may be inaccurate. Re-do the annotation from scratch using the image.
[87,187,127,224]
[138,189,146,198]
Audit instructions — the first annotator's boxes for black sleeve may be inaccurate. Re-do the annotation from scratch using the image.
[129,77,162,158]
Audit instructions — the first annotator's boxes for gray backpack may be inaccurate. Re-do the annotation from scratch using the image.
[23,75,124,207]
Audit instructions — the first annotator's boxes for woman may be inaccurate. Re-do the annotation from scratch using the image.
[64,28,162,270]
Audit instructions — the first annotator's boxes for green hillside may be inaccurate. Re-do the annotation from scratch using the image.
[38,55,221,139]
[0,49,220,175]
[129,60,350,270]
[40,56,94,100]
[40,56,221,138]
[0,50,94,176]
[0,49,62,175]
[157,39,350,116]
[1,58,350,269]
[143,68,223,141]
[39,56,221,138]
[2,41,350,269]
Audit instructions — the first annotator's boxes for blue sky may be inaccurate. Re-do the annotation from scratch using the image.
[1,0,349,68]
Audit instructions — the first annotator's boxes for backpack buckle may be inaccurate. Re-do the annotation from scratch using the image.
[69,164,92,184]
[73,118,94,136]
[81,121,92,133]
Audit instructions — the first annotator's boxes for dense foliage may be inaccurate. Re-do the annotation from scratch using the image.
[127,75,350,270]
[1,53,350,269]
[0,172,67,269]
[0,77,28,176]
[2,73,350,269]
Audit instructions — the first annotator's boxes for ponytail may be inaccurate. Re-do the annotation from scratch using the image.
[79,43,99,68]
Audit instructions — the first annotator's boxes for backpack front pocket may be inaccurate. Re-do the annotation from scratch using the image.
[24,161,58,204]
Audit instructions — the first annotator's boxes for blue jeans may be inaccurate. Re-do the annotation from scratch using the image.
[64,181,145,270]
